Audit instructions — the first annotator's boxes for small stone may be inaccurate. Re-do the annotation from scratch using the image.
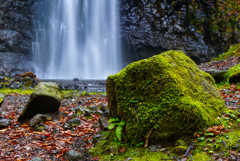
[64,150,83,161]
[101,106,108,112]
[29,114,48,127]
[89,105,98,111]
[63,123,70,130]
[96,110,103,115]
[84,109,91,117]
[67,118,81,126]
[99,115,111,130]
[0,119,11,128]
[124,158,133,161]
[157,148,166,152]
[92,121,100,128]
[149,145,157,152]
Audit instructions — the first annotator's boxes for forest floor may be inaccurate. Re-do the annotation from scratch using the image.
[1,57,240,161]
[0,94,106,161]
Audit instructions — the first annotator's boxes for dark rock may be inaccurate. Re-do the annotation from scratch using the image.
[120,0,239,66]
[18,82,62,122]
[0,84,3,89]
[67,118,81,126]
[29,157,44,161]
[205,69,228,83]
[64,150,83,161]
[96,110,103,115]
[0,71,4,76]
[29,114,48,127]
[73,78,79,81]
[0,76,4,82]
[100,106,108,112]
[0,119,11,128]
[63,123,71,130]
[89,105,99,111]
[99,115,111,130]
[173,146,187,155]
[0,93,4,107]
[84,109,92,117]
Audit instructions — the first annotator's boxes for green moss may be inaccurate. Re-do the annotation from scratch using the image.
[224,63,240,83]
[212,43,240,61]
[0,93,4,105]
[188,152,213,161]
[0,88,33,95]
[92,134,170,161]
[107,50,225,144]
[32,82,62,102]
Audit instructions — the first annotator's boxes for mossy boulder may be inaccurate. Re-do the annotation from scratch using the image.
[106,50,225,144]
[0,93,4,107]
[226,64,240,84]
[18,82,62,122]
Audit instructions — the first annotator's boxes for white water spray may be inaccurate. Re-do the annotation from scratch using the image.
[33,0,121,79]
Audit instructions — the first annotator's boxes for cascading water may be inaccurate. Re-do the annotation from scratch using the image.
[33,0,121,79]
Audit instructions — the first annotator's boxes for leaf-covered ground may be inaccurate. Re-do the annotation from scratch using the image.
[0,93,107,161]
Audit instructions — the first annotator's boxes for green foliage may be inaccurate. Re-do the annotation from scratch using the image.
[108,117,125,141]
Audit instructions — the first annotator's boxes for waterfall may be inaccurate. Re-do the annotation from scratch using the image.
[33,0,121,79]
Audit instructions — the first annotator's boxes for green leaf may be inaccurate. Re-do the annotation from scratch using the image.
[130,100,138,103]
[116,125,123,141]
[208,138,213,142]
[198,137,205,141]
[108,117,119,123]
[108,123,116,130]
[237,119,240,123]
[205,133,214,136]
[119,121,125,126]
[146,80,151,85]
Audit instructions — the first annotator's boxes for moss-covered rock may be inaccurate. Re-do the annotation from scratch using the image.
[226,64,240,84]
[18,82,62,122]
[0,93,4,107]
[106,50,225,144]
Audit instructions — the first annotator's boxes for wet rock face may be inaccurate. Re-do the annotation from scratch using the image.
[120,0,238,65]
[0,0,43,72]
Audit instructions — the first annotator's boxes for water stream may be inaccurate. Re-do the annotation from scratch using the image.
[33,0,121,79]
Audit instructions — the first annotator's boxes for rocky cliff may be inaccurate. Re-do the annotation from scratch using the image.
[0,0,42,73]
[120,0,240,66]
